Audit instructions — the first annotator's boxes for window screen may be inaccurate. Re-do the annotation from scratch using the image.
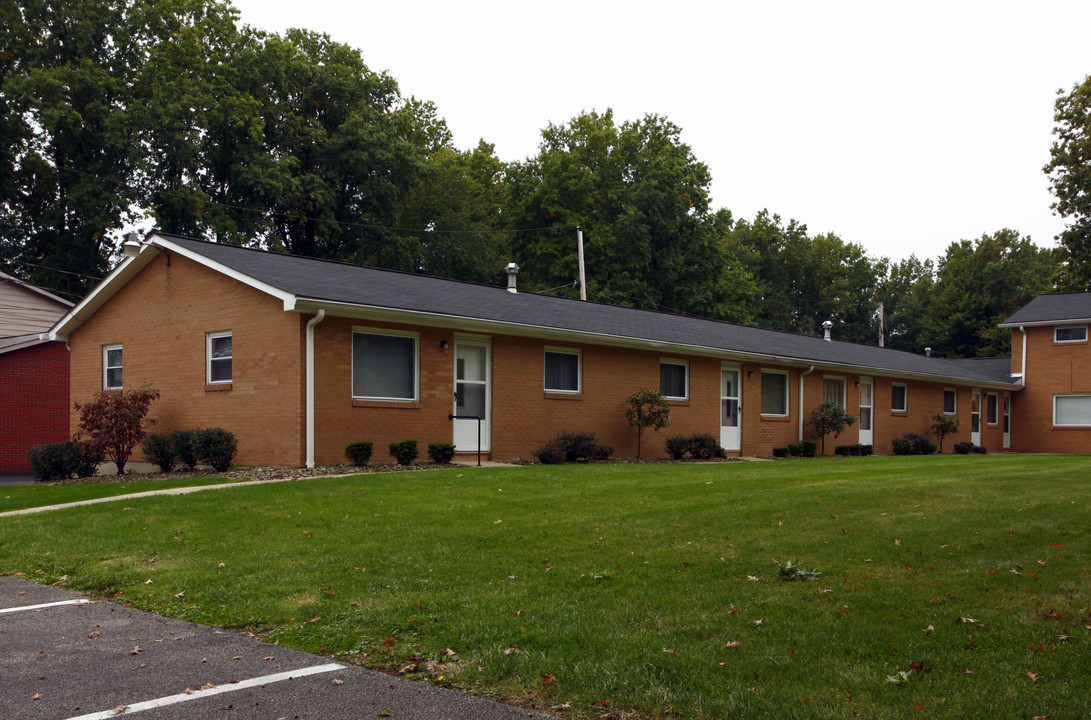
[761,372,788,415]
[352,332,416,400]
[1055,395,1091,426]
[544,351,579,392]
[660,361,687,399]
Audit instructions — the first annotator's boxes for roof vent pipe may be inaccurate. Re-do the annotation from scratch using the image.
[822,320,833,342]
[925,347,932,357]
[505,262,520,293]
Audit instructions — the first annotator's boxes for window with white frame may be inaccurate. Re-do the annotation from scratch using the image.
[351,329,418,401]
[103,344,123,389]
[761,370,789,416]
[659,359,688,400]
[986,393,998,425]
[891,383,907,412]
[943,388,957,415]
[1054,326,1087,343]
[544,348,580,393]
[1055,395,1091,426]
[207,331,232,383]
[823,377,846,409]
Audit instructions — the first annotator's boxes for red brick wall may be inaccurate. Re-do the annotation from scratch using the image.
[0,341,70,474]
[68,253,307,466]
[1010,325,1091,453]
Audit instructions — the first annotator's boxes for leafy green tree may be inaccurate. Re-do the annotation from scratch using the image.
[809,401,857,456]
[625,389,670,459]
[929,413,960,453]
[1045,75,1091,289]
[504,110,756,320]
[874,255,936,352]
[919,230,1059,358]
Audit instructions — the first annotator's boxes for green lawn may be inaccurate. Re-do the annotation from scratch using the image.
[0,475,239,513]
[2,456,1089,719]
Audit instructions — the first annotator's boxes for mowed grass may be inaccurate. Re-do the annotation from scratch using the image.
[1,456,1089,719]
[0,475,240,513]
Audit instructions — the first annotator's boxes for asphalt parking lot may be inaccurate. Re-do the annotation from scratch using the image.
[1,576,551,720]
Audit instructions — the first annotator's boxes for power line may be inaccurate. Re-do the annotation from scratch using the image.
[0,258,101,281]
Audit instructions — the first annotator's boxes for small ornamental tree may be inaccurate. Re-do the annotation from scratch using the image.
[625,389,670,459]
[809,402,857,456]
[75,387,160,475]
[929,412,961,453]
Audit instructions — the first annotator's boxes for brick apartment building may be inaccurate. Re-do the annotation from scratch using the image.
[45,233,1089,466]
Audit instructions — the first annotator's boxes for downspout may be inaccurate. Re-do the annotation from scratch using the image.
[798,365,815,442]
[305,309,326,468]
[1019,325,1027,387]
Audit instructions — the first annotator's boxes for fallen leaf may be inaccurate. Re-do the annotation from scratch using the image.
[962,667,975,675]
[753,619,763,627]
[747,575,760,582]
[504,647,521,655]
[129,646,143,655]
[218,563,225,567]
[263,656,275,661]
[1026,672,1039,683]
[541,673,555,686]
[956,616,978,624]
[728,605,739,615]
[923,625,935,635]
[173,591,185,599]
[31,693,43,701]
[144,579,153,585]
[332,678,344,686]
[725,641,741,649]
[493,519,502,524]
[88,631,102,639]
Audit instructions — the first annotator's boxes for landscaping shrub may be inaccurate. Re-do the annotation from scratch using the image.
[972,445,988,454]
[772,446,789,458]
[625,389,670,458]
[689,433,726,459]
[929,412,961,453]
[954,441,974,455]
[27,441,101,481]
[427,442,456,464]
[798,441,817,457]
[75,387,159,475]
[892,433,937,455]
[848,444,862,456]
[535,431,613,464]
[787,443,802,457]
[809,402,857,455]
[857,444,873,456]
[389,440,419,465]
[345,441,374,466]
[834,445,852,456]
[664,435,690,460]
[70,443,103,478]
[193,428,238,472]
[173,430,200,471]
[142,433,178,473]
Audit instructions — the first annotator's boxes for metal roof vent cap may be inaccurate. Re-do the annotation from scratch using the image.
[122,232,143,258]
[822,320,833,341]
[925,347,932,357]
[505,262,520,293]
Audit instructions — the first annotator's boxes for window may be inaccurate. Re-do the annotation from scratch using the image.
[103,344,123,389]
[891,383,907,412]
[351,329,418,401]
[943,388,957,415]
[1055,395,1091,426]
[823,377,846,408]
[544,348,580,393]
[986,393,998,425]
[761,370,789,416]
[207,331,232,383]
[1055,326,1087,343]
[659,359,688,400]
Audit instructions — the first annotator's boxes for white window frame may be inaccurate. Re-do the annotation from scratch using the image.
[822,376,846,409]
[1054,325,1088,343]
[207,330,232,384]
[891,383,908,413]
[543,347,581,394]
[943,388,957,415]
[103,343,123,390]
[351,327,419,402]
[1054,394,1091,427]
[986,392,999,425]
[659,358,689,401]
[760,369,790,417]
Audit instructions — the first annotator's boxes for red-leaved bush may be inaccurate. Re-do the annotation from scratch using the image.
[75,387,160,475]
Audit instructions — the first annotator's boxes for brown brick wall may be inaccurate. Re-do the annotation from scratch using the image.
[0,341,70,473]
[68,253,307,466]
[1010,325,1091,453]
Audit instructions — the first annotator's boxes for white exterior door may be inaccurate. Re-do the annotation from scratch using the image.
[858,380,873,446]
[1003,394,1011,449]
[453,339,490,451]
[971,390,982,446]
[720,367,740,452]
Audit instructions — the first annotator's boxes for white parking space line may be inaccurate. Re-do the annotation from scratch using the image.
[0,599,90,614]
[64,662,345,720]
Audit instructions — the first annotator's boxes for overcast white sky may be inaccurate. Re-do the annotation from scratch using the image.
[230,0,1091,264]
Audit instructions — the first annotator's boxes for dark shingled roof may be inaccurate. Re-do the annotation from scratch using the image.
[159,234,1018,386]
[1000,292,1091,326]
[943,357,1015,384]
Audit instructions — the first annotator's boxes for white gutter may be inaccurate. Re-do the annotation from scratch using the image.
[305,309,326,468]
[799,366,815,441]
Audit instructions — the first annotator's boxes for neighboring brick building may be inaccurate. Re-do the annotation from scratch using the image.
[46,233,1075,467]
[0,271,73,474]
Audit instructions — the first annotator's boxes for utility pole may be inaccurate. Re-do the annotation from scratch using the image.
[576,226,587,301]
[878,302,885,347]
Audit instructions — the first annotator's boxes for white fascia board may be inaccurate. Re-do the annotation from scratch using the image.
[292,298,1022,392]
[997,318,1091,328]
[149,235,298,310]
